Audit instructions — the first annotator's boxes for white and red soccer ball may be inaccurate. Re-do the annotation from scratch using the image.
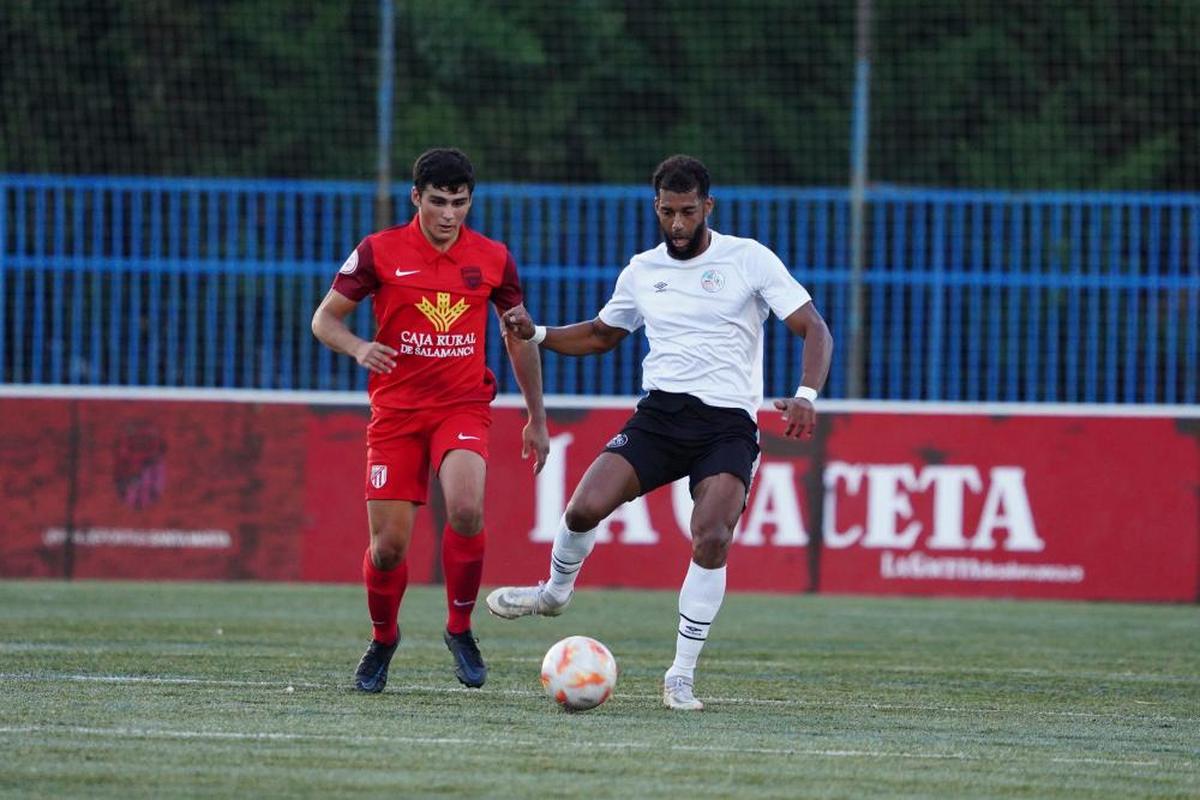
[540,635,618,711]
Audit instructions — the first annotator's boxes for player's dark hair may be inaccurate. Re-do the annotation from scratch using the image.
[413,148,475,194]
[652,155,711,198]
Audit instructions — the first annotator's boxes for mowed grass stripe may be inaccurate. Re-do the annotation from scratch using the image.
[1,672,1195,723]
[0,724,1168,767]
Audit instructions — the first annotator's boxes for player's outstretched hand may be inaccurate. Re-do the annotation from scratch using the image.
[502,305,537,340]
[353,341,398,374]
[773,397,816,440]
[521,418,551,474]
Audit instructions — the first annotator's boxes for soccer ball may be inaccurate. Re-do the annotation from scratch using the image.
[540,635,618,712]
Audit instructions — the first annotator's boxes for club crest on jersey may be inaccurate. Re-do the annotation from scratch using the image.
[370,464,388,489]
[416,292,470,332]
[606,433,629,449]
[461,265,483,289]
[339,250,359,275]
[700,269,725,293]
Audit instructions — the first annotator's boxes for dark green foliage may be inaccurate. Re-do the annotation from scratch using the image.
[0,1,1196,187]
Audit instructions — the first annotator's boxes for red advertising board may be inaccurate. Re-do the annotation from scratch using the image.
[2,394,1197,602]
[0,397,309,581]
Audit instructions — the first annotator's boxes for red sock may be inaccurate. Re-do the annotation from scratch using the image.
[442,525,486,635]
[363,547,408,646]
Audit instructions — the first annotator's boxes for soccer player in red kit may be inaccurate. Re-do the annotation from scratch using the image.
[311,148,549,693]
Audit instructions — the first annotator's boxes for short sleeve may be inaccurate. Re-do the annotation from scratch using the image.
[597,265,644,332]
[489,249,524,312]
[753,244,811,320]
[331,239,379,302]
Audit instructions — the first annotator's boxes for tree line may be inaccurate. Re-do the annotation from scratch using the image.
[2,0,1196,189]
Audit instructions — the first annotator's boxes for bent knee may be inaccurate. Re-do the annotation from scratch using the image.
[564,501,607,533]
[690,524,733,567]
[369,539,408,570]
[445,505,484,536]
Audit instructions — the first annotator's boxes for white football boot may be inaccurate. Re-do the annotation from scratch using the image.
[663,674,704,711]
[485,581,571,619]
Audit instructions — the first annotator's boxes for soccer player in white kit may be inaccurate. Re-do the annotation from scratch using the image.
[487,155,833,710]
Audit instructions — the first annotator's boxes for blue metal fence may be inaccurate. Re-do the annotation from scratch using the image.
[2,175,1198,403]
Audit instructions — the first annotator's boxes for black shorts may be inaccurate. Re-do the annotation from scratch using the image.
[603,391,760,497]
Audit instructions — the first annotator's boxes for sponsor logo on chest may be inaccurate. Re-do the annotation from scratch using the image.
[395,292,478,358]
[416,292,470,332]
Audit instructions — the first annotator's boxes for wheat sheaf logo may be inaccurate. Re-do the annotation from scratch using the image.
[416,292,470,332]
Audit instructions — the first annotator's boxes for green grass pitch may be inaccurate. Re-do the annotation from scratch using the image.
[0,581,1196,798]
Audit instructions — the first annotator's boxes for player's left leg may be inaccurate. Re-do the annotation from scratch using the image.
[663,471,745,711]
[356,499,418,693]
[432,409,491,688]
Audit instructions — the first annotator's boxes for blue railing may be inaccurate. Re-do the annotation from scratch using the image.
[2,175,1198,403]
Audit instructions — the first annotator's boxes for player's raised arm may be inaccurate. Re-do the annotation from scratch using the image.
[502,305,629,356]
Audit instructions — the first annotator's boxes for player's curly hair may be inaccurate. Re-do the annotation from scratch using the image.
[652,155,710,198]
[413,148,476,194]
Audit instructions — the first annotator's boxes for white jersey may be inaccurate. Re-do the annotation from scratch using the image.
[598,230,812,419]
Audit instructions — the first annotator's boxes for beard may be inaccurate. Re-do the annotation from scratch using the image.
[663,222,709,260]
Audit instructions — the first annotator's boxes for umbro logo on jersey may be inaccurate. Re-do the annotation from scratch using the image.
[395,269,420,277]
[654,281,669,293]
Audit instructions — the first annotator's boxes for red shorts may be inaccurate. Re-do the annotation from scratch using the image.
[365,403,491,503]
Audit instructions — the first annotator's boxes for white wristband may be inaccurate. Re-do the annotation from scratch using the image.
[529,325,547,345]
[794,385,818,403]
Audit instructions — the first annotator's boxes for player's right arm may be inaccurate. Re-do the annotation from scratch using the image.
[502,261,638,355]
[503,307,629,355]
[311,289,397,374]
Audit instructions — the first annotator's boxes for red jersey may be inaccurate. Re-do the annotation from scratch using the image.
[332,217,523,410]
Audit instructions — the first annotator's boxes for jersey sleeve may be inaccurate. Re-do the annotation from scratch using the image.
[753,244,812,320]
[489,249,524,312]
[597,264,644,332]
[331,239,379,302]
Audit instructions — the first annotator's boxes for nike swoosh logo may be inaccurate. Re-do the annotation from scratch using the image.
[451,599,475,607]
[394,269,420,277]
[456,433,480,441]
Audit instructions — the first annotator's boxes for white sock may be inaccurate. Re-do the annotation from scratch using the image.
[666,560,726,681]
[544,515,596,602]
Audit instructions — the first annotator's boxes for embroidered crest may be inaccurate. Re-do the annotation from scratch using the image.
[370,464,388,489]
[461,265,483,289]
[700,269,725,293]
